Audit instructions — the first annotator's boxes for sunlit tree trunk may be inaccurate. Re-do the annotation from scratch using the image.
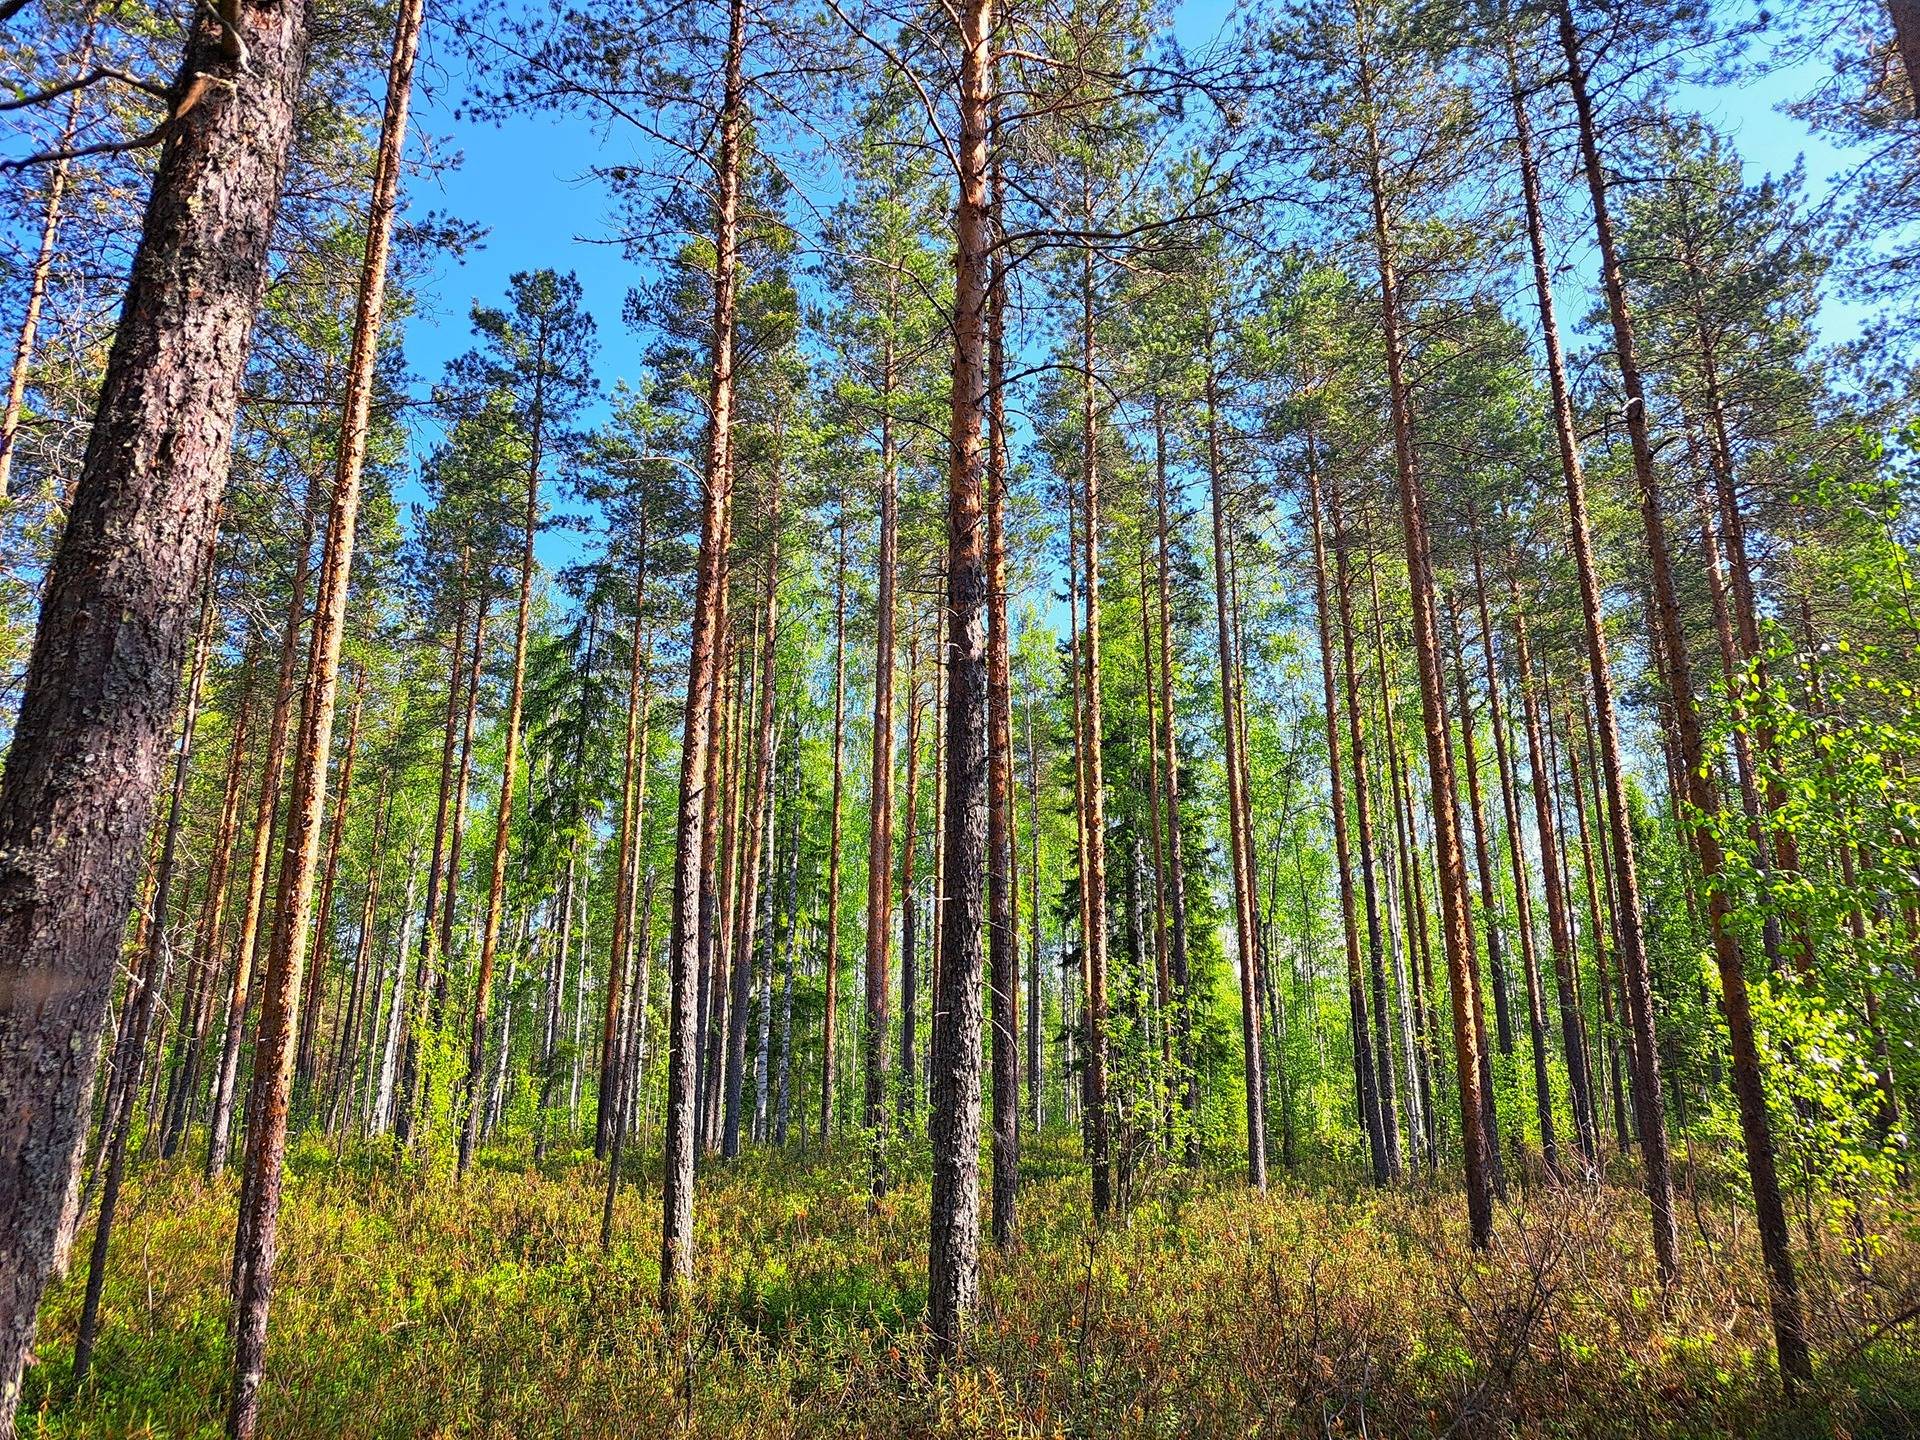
[1357,30,1488,1243]
[1555,0,1805,1378]
[295,669,365,1103]
[726,475,782,1160]
[162,646,260,1159]
[1506,26,1676,1264]
[209,487,320,1179]
[660,0,747,1308]
[899,647,925,1127]
[1077,237,1116,1214]
[864,335,899,1189]
[459,309,549,1177]
[929,0,994,1343]
[228,1,424,1423]
[72,526,221,1386]
[986,158,1020,1241]
[395,563,471,1146]
[600,532,651,1156]
[0,14,95,501]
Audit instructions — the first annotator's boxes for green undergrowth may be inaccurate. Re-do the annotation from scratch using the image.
[19,1132,1920,1437]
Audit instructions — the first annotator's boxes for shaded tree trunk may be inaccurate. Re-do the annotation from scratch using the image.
[1304,441,1387,1187]
[1205,356,1267,1192]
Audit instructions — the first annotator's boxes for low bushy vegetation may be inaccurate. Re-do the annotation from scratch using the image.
[23,1135,1920,1438]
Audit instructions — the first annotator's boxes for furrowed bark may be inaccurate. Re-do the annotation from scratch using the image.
[928,0,993,1346]
[0,0,311,1421]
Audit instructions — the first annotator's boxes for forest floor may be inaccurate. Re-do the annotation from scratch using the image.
[18,1130,1920,1438]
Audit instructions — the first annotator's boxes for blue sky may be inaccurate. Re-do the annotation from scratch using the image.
[386,4,1862,568]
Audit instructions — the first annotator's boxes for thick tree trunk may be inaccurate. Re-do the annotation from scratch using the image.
[1555,0,1807,1383]
[660,0,746,1307]
[71,524,221,1387]
[985,144,1020,1246]
[1893,0,1920,116]
[928,0,993,1346]
[9,0,304,1346]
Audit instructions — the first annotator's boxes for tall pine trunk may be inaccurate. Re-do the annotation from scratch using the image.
[660,0,747,1306]
[1356,29,1490,1244]
[1505,25,1676,1263]
[209,485,319,1178]
[863,330,900,1189]
[228,1,424,1425]
[1554,0,1806,1380]
[985,135,1020,1246]
[928,0,993,1345]
[821,512,848,1140]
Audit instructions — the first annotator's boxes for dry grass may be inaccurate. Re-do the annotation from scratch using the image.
[19,1132,1920,1437]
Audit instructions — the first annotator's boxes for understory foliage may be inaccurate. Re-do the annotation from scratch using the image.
[23,1137,1920,1439]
